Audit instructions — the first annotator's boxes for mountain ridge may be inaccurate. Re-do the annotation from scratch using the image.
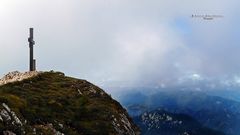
[133,108,225,135]
[118,88,240,135]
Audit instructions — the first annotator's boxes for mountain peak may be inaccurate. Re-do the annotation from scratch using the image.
[0,71,140,135]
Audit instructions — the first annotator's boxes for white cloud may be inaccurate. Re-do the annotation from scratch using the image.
[0,0,240,87]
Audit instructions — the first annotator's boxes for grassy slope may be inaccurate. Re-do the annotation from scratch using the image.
[0,71,138,135]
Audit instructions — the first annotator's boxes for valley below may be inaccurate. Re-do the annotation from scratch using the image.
[112,87,240,135]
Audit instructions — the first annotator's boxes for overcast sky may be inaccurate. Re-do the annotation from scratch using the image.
[0,0,240,87]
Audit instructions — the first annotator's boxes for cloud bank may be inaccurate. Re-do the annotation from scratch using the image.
[0,0,240,87]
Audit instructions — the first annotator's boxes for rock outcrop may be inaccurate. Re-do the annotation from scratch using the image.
[0,71,41,86]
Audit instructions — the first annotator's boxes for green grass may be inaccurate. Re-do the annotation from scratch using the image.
[0,71,136,135]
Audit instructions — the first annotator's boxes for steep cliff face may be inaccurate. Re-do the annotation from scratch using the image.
[0,71,140,135]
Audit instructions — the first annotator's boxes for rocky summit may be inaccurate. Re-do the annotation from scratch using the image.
[0,71,41,86]
[0,71,140,135]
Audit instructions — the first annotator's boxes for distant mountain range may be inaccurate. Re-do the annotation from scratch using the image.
[133,109,225,135]
[117,88,240,135]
